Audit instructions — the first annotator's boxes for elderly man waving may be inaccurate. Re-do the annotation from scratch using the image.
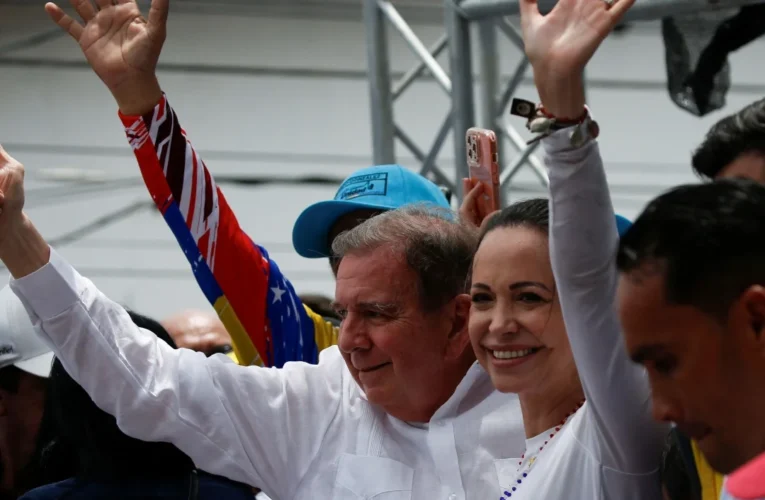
[0,6,525,500]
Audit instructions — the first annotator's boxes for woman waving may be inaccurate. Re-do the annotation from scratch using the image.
[465,0,668,498]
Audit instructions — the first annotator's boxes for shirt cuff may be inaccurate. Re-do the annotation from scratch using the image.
[541,125,598,165]
[10,247,83,321]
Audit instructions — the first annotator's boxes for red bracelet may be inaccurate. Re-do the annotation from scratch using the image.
[536,104,589,125]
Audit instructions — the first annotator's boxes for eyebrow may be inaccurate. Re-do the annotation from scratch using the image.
[510,281,552,292]
[330,301,401,314]
[471,281,552,292]
[630,344,668,364]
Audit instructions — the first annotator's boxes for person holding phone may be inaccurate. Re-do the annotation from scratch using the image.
[460,0,668,497]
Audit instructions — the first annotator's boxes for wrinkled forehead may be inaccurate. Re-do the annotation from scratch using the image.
[334,245,414,304]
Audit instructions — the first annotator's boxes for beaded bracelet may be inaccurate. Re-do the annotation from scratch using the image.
[510,98,600,148]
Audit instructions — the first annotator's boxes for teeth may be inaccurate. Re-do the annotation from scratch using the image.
[492,348,535,359]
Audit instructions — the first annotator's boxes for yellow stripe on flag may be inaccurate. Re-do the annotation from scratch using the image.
[214,296,264,367]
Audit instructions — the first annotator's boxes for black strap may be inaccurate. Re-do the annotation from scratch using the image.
[669,428,702,500]
[187,469,199,500]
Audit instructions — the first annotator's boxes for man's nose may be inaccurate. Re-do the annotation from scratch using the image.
[338,313,371,353]
[651,391,683,424]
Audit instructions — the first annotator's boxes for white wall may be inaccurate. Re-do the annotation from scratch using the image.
[1,4,764,320]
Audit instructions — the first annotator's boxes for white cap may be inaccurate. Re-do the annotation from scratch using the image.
[0,285,53,378]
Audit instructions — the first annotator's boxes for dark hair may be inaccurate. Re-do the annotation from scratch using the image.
[616,178,765,319]
[331,205,477,311]
[49,311,195,481]
[469,198,550,287]
[477,198,550,246]
[692,98,765,180]
[0,365,25,393]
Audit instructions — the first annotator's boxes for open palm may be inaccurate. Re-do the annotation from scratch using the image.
[45,0,168,92]
[520,0,634,75]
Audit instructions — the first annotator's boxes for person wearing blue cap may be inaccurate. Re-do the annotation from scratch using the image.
[45,0,450,370]
[292,164,452,273]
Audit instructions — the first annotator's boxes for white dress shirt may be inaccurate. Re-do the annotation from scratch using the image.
[10,254,526,500]
[490,127,668,499]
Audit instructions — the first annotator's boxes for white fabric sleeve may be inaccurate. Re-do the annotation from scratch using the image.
[544,128,668,474]
[10,248,346,498]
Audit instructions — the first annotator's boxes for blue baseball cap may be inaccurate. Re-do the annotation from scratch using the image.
[615,214,632,237]
[292,165,451,258]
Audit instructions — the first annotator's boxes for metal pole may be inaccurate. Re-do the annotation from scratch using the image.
[378,1,453,95]
[392,34,449,99]
[395,126,454,189]
[363,0,396,165]
[497,56,530,117]
[445,0,476,201]
[496,18,524,51]
[500,122,549,185]
[476,19,505,180]
[476,20,500,129]
[458,0,765,21]
[420,111,456,192]
[499,140,541,187]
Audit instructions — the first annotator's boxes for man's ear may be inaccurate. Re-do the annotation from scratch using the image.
[739,286,765,350]
[445,294,472,360]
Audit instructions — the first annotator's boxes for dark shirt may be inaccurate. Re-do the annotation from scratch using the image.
[19,470,254,500]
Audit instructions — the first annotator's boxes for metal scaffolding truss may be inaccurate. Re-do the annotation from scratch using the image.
[363,0,765,202]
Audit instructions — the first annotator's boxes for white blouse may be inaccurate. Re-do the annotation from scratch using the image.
[491,126,669,499]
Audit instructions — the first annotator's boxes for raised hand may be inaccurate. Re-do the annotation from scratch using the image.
[45,0,170,115]
[0,148,52,278]
[0,147,26,226]
[459,178,498,230]
[519,0,634,117]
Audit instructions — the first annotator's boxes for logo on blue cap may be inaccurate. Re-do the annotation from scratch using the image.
[336,173,389,201]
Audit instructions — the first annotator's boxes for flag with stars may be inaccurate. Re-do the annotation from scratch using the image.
[120,94,337,369]
[258,244,317,367]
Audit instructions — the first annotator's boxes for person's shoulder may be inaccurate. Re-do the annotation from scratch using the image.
[18,478,79,499]
[279,345,353,390]
[197,473,255,499]
[724,452,765,499]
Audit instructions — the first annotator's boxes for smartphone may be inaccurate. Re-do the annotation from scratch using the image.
[466,127,500,212]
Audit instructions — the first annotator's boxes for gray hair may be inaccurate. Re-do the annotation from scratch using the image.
[331,205,477,311]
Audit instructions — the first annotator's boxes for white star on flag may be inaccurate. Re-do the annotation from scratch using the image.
[271,285,287,303]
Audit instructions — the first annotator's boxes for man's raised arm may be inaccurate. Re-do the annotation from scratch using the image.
[45,0,338,367]
[0,144,344,499]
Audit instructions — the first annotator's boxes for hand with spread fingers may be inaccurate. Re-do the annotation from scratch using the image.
[45,0,170,115]
[519,0,635,117]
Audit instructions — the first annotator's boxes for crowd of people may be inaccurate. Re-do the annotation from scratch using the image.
[0,0,763,498]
